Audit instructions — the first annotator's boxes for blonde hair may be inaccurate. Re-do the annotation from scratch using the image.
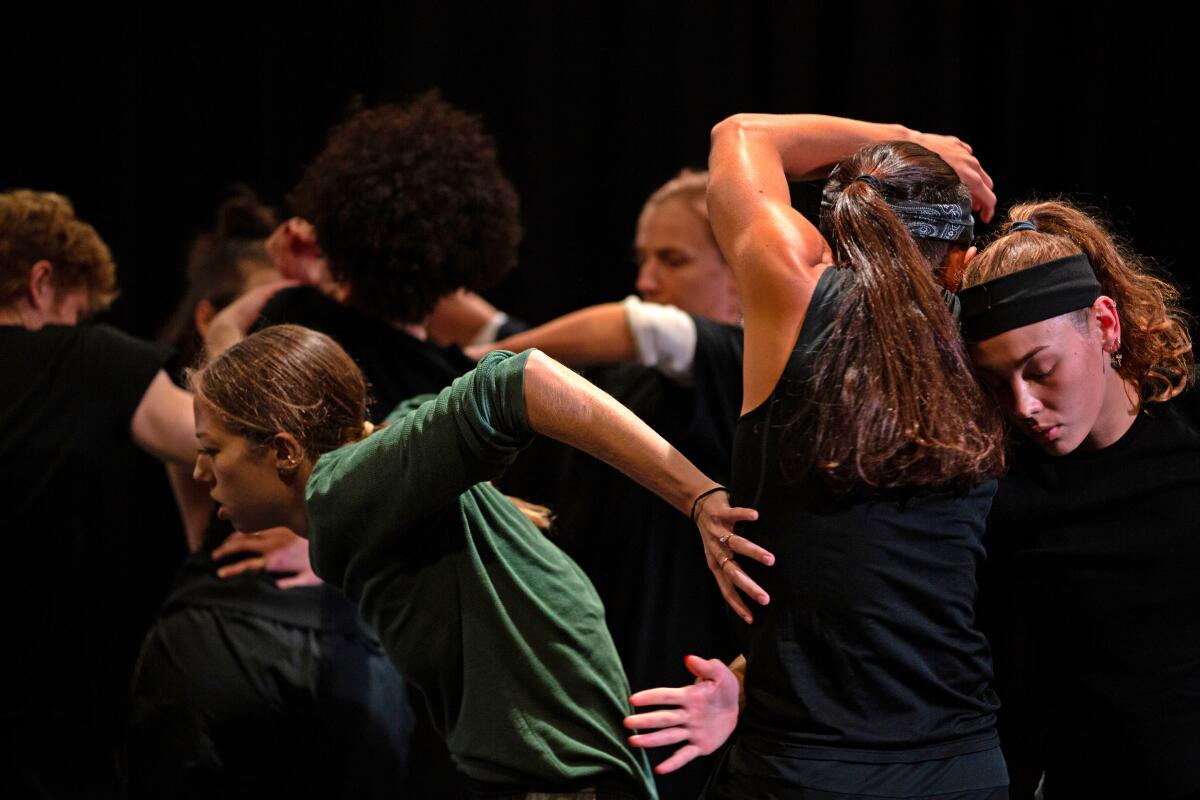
[965,200,1194,404]
[0,190,118,310]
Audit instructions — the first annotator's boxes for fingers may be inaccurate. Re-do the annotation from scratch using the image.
[684,655,728,682]
[719,532,775,566]
[276,573,322,590]
[720,556,768,606]
[654,744,702,775]
[628,687,688,709]
[211,533,266,560]
[216,556,267,579]
[623,709,686,730]
[627,728,689,749]
[713,569,755,624]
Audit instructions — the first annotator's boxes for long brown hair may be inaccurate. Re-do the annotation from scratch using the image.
[789,141,1006,492]
[191,324,553,528]
[964,200,1194,403]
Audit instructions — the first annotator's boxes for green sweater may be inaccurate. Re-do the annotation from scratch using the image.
[306,350,656,797]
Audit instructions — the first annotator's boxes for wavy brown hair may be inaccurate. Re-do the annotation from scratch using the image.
[964,200,1194,404]
[0,189,118,311]
[787,141,1006,492]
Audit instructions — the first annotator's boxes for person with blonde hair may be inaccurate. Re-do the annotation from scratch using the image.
[960,200,1198,799]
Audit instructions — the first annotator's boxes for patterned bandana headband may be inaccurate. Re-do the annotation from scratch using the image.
[821,176,975,244]
[957,254,1102,342]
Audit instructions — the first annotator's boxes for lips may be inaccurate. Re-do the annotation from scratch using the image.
[1030,424,1062,442]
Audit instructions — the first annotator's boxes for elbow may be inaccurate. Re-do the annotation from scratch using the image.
[710,114,752,147]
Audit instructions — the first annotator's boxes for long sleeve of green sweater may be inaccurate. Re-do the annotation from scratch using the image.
[304,349,655,796]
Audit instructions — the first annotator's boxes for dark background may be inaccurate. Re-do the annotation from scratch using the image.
[3,3,1192,336]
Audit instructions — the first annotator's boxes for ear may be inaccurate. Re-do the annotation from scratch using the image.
[1093,295,1121,350]
[193,299,217,336]
[269,433,307,474]
[27,260,56,310]
[963,244,978,266]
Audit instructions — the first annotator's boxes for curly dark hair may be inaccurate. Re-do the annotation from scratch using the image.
[287,91,522,324]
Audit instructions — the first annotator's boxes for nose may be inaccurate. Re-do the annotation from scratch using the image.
[636,260,659,296]
[193,456,210,484]
[1010,379,1043,421]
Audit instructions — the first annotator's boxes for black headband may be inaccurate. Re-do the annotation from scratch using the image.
[821,179,975,244]
[958,254,1102,342]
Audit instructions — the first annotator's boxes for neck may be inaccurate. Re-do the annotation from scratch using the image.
[287,463,314,538]
[1081,370,1140,451]
[0,302,45,329]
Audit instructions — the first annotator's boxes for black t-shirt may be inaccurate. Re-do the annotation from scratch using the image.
[984,391,1200,799]
[726,267,999,766]
[0,323,167,720]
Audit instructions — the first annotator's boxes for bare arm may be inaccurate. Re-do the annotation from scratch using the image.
[708,114,995,413]
[474,303,636,364]
[427,289,507,348]
[130,371,196,466]
[166,462,211,551]
[708,114,913,413]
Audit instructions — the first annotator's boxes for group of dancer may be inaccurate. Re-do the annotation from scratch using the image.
[2,93,1196,800]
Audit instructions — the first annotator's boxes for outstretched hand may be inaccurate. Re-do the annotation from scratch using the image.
[211,527,322,589]
[624,655,741,775]
[911,131,996,223]
[694,489,772,624]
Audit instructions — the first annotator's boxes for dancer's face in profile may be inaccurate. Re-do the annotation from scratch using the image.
[969,299,1121,456]
[635,199,740,325]
[193,398,301,533]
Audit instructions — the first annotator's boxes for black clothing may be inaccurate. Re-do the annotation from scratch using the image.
[126,288,468,797]
[0,323,169,798]
[984,391,1200,800]
[505,316,744,799]
[259,286,473,419]
[711,267,1003,795]
[126,606,411,800]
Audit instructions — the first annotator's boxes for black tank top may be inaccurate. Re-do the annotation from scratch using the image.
[730,266,1000,763]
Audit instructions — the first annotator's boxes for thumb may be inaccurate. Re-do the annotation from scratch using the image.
[684,654,725,682]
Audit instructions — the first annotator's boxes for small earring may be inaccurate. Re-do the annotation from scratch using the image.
[1110,339,1123,369]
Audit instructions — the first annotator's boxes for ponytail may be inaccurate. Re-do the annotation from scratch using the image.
[789,145,1006,492]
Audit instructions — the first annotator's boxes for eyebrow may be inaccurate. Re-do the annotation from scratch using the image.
[1015,345,1051,366]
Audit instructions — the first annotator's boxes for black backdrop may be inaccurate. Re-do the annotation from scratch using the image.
[3,3,1194,336]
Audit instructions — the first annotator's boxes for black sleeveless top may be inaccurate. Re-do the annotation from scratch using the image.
[729,266,1000,763]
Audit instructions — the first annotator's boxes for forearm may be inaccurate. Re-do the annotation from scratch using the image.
[522,351,715,515]
[166,463,212,552]
[708,114,910,252]
[491,303,636,365]
[713,113,910,183]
